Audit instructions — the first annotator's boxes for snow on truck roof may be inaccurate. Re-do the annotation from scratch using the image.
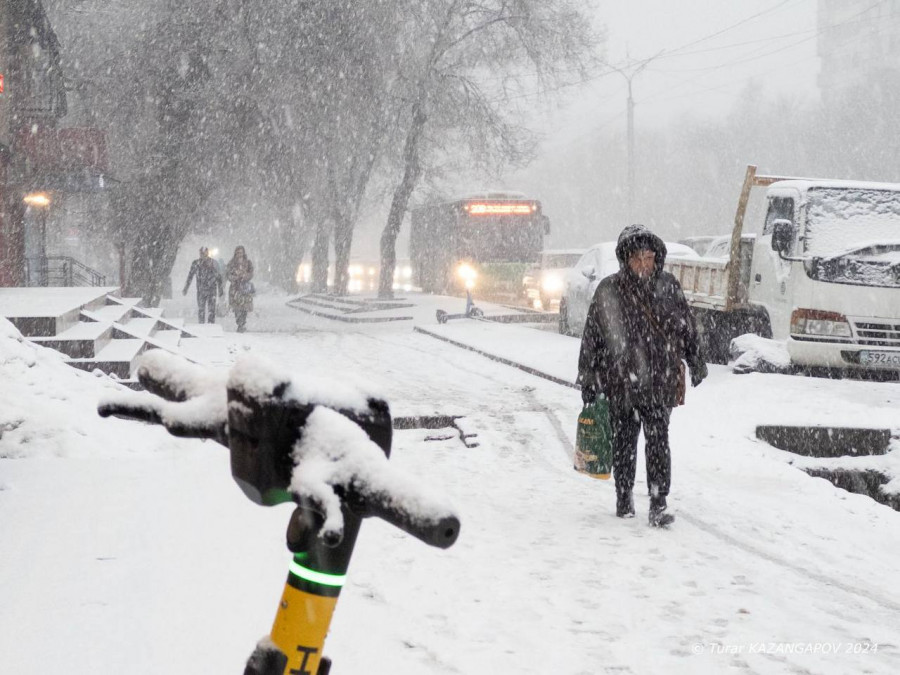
[768,178,900,193]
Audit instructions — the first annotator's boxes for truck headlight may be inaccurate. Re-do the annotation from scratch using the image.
[790,309,852,339]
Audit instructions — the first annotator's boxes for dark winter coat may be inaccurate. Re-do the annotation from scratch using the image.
[184,257,224,297]
[578,225,704,409]
[226,257,254,312]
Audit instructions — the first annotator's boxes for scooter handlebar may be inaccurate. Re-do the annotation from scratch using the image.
[361,492,460,549]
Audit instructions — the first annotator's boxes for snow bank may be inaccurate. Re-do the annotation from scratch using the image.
[729,333,792,374]
[787,437,900,499]
[0,317,163,459]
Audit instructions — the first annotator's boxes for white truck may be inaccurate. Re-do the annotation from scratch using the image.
[665,165,900,371]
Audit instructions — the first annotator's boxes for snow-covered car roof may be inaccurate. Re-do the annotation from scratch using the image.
[540,248,587,256]
[590,241,697,258]
[665,242,698,257]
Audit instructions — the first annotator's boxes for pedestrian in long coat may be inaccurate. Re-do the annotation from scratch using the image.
[578,224,707,526]
[226,246,254,333]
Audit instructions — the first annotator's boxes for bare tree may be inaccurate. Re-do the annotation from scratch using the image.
[377,0,601,298]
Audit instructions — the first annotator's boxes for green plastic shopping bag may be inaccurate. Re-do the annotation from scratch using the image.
[574,397,613,479]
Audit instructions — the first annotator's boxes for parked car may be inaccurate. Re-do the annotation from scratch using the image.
[522,249,585,309]
[678,235,718,257]
[558,241,698,336]
[703,235,731,260]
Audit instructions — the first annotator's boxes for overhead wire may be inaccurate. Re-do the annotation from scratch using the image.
[658,0,804,58]
[485,1,814,104]
[636,0,889,106]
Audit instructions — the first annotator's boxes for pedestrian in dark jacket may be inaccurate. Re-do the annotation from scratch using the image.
[578,224,707,526]
[226,245,254,333]
[183,247,224,323]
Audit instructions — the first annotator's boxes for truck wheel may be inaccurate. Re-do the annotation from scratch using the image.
[697,310,731,365]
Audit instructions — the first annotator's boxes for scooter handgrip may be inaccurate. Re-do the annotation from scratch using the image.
[364,496,460,549]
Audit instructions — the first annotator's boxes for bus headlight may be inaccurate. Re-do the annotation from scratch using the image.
[456,263,478,289]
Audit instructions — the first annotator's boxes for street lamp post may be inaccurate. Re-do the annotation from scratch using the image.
[24,192,51,286]
[605,52,664,224]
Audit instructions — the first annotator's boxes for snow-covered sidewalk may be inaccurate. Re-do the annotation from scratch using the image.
[2,290,899,674]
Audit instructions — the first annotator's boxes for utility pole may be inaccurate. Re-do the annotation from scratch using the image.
[606,51,664,223]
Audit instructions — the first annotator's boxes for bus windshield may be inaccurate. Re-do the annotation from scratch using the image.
[410,196,548,295]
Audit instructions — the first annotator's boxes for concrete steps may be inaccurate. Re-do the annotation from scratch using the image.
[30,321,114,358]
[287,294,415,323]
[0,287,228,384]
[69,338,148,379]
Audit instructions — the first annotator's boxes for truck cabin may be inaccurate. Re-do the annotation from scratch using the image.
[762,180,900,289]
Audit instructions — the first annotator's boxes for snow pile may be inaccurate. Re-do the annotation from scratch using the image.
[0,317,144,459]
[787,436,900,500]
[291,406,456,543]
[729,333,792,374]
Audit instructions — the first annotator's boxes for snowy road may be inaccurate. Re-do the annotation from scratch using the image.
[2,291,899,674]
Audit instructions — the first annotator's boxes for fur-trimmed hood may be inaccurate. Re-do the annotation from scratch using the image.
[615,224,667,275]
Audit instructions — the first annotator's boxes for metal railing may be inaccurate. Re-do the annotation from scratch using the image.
[26,256,107,287]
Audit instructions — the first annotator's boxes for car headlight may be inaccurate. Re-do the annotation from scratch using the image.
[541,275,563,293]
[790,309,852,339]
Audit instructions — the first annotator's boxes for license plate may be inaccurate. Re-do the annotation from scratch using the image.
[858,350,900,368]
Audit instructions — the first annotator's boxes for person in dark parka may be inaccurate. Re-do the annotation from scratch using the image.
[578,224,707,526]
[183,247,224,323]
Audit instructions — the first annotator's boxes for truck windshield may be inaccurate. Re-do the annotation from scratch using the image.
[805,187,900,257]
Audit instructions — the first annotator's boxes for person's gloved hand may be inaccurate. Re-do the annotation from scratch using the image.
[691,362,708,387]
[581,381,598,406]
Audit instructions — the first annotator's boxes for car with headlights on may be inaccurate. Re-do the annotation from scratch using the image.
[559,241,698,336]
[522,249,585,309]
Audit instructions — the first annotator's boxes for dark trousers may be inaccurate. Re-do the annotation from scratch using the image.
[235,308,248,331]
[609,402,672,498]
[198,293,217,323]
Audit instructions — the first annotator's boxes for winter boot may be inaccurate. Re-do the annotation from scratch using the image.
[649,495,674,527]
[616,490,635,518]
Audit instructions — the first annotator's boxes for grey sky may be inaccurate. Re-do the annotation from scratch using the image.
[551,0,819,144]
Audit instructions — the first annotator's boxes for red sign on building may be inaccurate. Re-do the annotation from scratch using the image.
[16,127,108,173]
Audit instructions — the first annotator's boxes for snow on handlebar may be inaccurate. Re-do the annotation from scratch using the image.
[291,407,459,549]
[98,351,460,549]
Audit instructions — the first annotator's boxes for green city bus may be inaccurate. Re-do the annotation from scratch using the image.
[409,192,550,300]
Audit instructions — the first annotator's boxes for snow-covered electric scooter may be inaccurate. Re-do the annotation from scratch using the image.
[99,352,460,675]
[435,290,485,324]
